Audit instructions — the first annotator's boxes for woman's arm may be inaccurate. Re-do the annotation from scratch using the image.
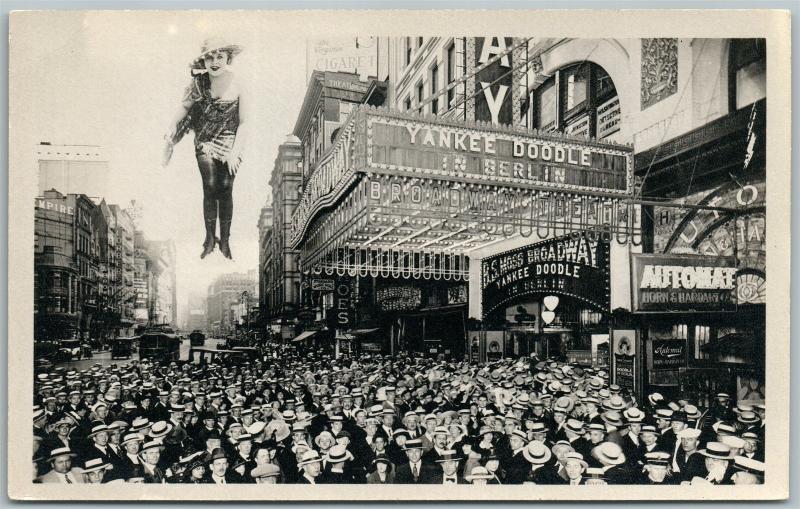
[227,80,251,175]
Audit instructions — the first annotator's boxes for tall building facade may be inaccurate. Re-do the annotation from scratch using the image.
[207,270,257,336]
[260,136,303,341]
[36,143,109,199]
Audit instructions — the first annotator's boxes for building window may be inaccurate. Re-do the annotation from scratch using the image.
[417,81,424,115]
[405,37,412,66]
[446,42,456,108]
[694,324,711,360]
[417,37,423,49]
[530,62,619,140]
[729,38,766,111]
[430,63,439,114]
[404,97,412,111]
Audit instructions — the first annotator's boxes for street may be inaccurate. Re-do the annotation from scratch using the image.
[55,337,227,370]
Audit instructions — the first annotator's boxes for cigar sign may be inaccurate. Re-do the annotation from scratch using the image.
[481,233,610,317]
[632,254,737,312]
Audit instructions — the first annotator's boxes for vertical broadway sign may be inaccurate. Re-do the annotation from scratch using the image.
[474,37,514,125]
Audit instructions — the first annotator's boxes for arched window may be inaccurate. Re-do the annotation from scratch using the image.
[530,62,620,140]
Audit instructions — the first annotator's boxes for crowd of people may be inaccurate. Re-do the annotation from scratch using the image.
[32,351,766,486]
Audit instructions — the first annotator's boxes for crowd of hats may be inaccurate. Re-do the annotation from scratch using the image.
[32,352,765,485]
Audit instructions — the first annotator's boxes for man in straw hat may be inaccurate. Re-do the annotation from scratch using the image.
[393,438,430,484]
[76,457,114,484]
[296,450,323,484]
[36,447,83,484]
[698,442,734,484]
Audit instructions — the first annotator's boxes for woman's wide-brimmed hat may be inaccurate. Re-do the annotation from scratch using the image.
[192,37,244,65]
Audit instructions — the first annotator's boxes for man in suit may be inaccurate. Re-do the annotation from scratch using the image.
[501,430,530,484]
[203,447,244,484]
[139,439,166,483]
[118,432,145,481]
[36,447,84,484]
[428,450,465,484]
[672,428,706,482]
[421,426,450,465]
[82,421,124,481]
[393,438,430,484]
[295,450,324,484]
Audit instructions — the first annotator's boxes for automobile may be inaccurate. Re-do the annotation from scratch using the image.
[138,330,181,362]
[110,337,134,359]
[189,330,206,347]
[56,339,92,362]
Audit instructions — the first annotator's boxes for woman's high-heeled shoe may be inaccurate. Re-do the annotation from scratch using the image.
[200,234,216,259]
[219,220,233,259]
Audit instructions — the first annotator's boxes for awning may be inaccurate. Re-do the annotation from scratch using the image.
[292,330,318,343]
[348,328,379,336]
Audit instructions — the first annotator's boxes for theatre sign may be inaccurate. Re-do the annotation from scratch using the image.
[290,106,636,279]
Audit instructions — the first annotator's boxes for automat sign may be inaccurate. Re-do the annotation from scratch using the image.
[632,254,737,312]
[481,233,610,317]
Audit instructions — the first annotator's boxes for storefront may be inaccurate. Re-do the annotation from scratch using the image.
[633,98,766,405]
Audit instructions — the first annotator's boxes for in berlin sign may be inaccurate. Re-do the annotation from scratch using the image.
[368,114,632,195]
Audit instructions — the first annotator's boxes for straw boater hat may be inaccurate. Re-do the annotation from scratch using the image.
[591,442,626,466]
[297,450,323,468]
[192,37,244,66]
[522,441,552,465]
[699,442,733,460]
[78,457,113,474]
[47,447,77,462]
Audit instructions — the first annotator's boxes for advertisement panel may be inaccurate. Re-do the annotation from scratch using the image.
[650,339,687,370]
[631,254,738,313]
[612,329,637,393]
[481,233,610,317]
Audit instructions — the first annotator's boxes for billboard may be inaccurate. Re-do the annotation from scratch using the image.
[631,253,737,312]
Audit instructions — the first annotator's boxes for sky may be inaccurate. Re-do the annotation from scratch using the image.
[13,12,313,316]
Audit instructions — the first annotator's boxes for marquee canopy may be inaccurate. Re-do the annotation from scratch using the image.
[290,106,639,281]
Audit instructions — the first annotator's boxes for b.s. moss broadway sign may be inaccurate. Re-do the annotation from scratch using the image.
[481,233,610,317]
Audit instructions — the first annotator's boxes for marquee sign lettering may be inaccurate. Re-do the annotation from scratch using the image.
[632,254,737,313]
[369,118,631,194]
[480,233,610,318]
[290,106,634,250]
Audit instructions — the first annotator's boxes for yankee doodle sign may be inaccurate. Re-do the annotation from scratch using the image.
[632,254,738,312]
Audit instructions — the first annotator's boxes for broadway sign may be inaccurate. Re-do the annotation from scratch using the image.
[631,254,738,313]
[481,233,610,317]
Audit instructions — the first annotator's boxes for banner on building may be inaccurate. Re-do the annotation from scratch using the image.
[474,37,514,125]
[632,253,738,313]
[331,276,354,328]
[650,339,687,370]
[481,233,610,318]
